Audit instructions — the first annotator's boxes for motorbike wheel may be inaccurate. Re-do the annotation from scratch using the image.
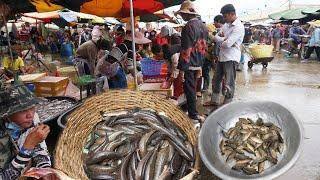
[301,46,308,59]
[248,61,254,69]
[262,62,268,68]
[298,49,302,59]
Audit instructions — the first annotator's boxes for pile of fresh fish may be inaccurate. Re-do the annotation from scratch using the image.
[220,118,285,175]
[83,108,197,180]
[37,99,75,122]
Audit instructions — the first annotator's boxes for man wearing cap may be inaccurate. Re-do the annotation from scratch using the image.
[289,20,306,49]
[0,84,51,179]
[176,0,208,121]
[211,4,245,105]
[160,25,181,45]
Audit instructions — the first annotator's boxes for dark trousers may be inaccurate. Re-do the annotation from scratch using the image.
[212,61,237,99]
[202,58,212,90]
[184,70,198,118]
[304,46,320,61]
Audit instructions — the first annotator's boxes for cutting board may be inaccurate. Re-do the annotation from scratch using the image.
[6,73,47,84]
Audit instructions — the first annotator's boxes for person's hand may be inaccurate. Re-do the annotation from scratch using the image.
[136,53,142,61]
[196,69,202,79]
[23,124,50,150]
[40,174,60,180]
[97,59,109,75]
[178,71,185,82]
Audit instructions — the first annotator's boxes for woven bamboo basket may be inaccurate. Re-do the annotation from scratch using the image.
[54,90,199,179]
[249,44,273,59]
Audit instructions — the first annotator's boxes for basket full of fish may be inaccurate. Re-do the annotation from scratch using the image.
[54,90,199,180]
[83,108,198,180]
[199,101,303,180]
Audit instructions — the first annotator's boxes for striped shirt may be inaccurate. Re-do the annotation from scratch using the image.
[0,113,51,179]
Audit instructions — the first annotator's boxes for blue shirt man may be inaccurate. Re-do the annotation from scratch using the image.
[289,20,306,44]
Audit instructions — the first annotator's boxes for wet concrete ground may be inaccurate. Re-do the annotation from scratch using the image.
[198,54,320,180]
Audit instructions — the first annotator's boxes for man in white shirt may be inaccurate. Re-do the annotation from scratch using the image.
[211,4,245,105]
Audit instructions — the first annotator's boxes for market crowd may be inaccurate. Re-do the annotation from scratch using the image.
[0,0,320,179]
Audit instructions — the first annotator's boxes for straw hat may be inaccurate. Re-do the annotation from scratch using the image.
[124,31,151,44]
[207,24,216,33]
[176,0,198,15]
[308,20,320,27]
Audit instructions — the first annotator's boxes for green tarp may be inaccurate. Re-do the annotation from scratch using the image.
[269,8,308,20]
[302,7,320,15]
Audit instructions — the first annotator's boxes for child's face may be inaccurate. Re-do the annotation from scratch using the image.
[9,107,36,129]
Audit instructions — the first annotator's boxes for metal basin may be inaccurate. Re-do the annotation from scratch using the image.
[199,101,303,180]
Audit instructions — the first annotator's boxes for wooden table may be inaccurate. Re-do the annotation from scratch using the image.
[5,73,47,84]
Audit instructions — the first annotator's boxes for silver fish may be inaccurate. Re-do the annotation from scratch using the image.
[86,151,122,165]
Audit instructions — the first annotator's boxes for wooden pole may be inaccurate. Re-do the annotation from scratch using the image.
[129,0,138,90]
[1,13,13,61]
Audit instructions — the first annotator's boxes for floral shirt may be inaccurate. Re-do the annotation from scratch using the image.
[178,18,208,71]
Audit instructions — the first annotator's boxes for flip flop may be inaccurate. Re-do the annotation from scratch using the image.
[203,101,218,107]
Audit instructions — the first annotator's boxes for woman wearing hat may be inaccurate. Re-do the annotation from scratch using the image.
[176,0,208,122]
[304,21,320,62]
[0,84,51,179]
[96,30,151,89]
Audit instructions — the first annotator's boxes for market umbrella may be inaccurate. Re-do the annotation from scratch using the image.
[2,0,190,18]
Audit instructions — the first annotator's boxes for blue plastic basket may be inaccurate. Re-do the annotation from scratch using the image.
[140,58,165,76]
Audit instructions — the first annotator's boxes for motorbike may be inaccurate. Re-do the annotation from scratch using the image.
[283,35,310,59]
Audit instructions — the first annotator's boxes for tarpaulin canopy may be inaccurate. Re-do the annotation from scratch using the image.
[23,10,107,26]
[138,10,172,22]
[23,11,60,23]
[23,10,82,25]
[104,17,121,25]
[302,7,320,15]
[3,0,190,18]
[269,8,307,20]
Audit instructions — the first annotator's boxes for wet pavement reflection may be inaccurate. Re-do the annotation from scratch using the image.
[199,55,320,180]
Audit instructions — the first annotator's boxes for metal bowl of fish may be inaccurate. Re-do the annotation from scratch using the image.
[199,101,303,180]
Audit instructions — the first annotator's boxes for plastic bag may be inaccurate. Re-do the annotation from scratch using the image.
[64,81,80,100]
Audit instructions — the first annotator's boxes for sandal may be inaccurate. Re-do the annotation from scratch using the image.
[203,101,219,107]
